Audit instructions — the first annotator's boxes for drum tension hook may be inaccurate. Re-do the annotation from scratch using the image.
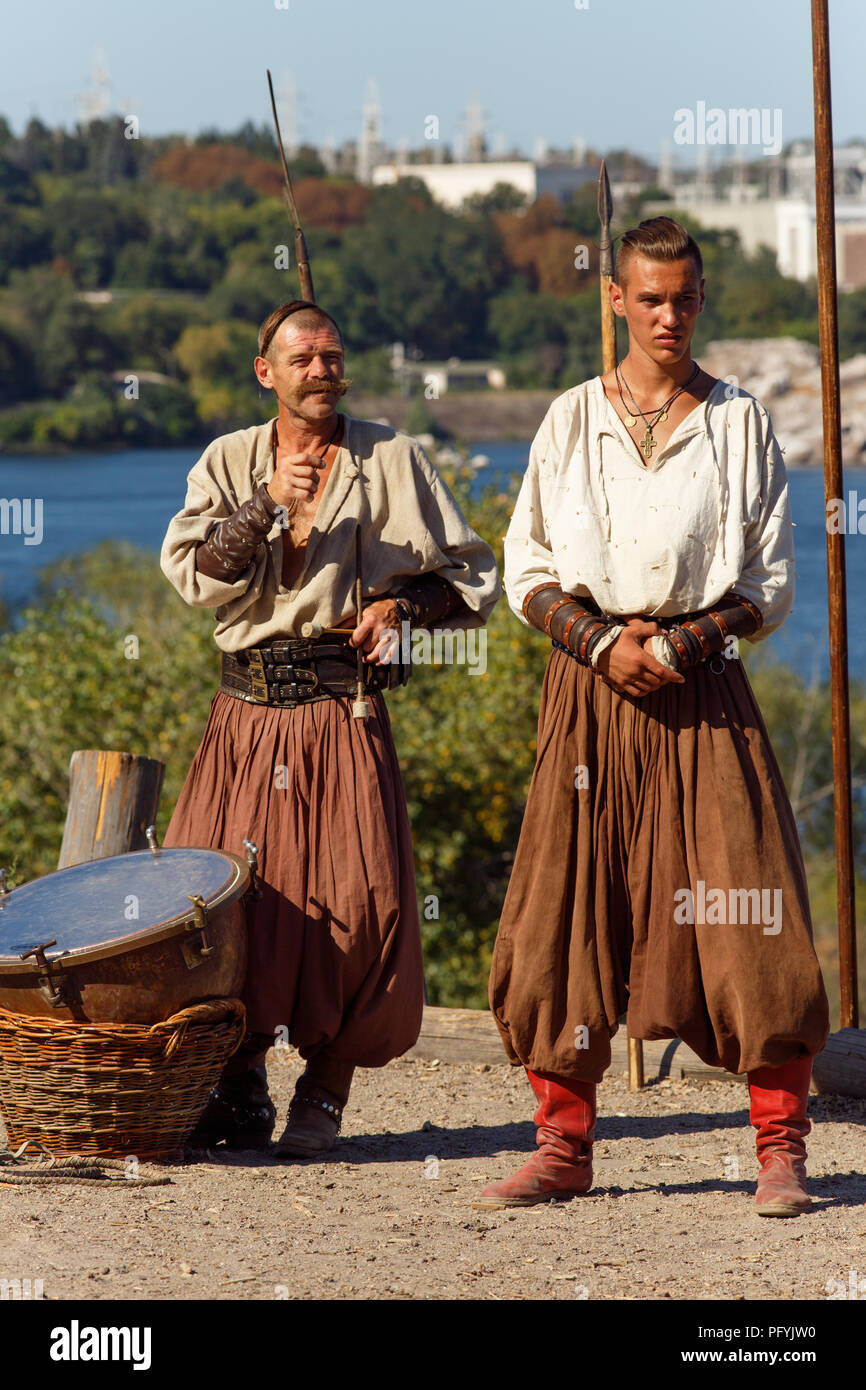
[242,839,262,900]
[0,868,9,897]
[18,940,70,1009]
[183,894,215,968]
[146,826,161,857]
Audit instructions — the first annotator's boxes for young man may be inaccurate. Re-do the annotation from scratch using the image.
[160,299,499,1156]
[480,218,829,1217]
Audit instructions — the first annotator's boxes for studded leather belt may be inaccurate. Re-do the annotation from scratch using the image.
[219,633,411,708]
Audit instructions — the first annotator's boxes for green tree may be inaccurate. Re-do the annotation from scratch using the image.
[107,292,210,376]
[174,319,262,431]
[338,181,495,356]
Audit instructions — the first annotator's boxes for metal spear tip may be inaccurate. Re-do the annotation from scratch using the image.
[597,158,613,228]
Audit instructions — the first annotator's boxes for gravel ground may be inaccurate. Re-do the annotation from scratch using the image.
[1,1054,864,1302]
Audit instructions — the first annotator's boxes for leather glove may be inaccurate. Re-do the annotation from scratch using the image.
[195,482,280,581]
[391,572,470,628]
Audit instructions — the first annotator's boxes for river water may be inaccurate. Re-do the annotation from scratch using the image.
[0,442,864,678]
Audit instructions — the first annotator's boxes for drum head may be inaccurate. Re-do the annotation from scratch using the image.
[0,848,245,962]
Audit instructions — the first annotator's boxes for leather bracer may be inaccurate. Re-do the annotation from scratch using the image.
[659,591,763,671]
[195,482,280,581]
[522,582,619,666]
[391,572,469,628]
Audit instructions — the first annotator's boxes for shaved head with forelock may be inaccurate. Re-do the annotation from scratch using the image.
[258,300,344,360]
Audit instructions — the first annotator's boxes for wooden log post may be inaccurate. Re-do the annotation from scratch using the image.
[57,750,165,869]
[811,1029,866,1098]
[407,1009,866,1098]
[406,1007,747,1084]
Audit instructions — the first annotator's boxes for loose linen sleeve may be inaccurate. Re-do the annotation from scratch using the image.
[410,446,501,629]
[503,412,561,627]
[733,409,795,640]
[160,446,271,612]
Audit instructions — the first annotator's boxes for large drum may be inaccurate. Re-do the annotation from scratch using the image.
[0,845,252,1024]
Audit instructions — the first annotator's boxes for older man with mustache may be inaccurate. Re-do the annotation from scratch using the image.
[160,299,499,1157]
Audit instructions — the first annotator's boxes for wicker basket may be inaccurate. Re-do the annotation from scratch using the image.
[0,998,246,1161]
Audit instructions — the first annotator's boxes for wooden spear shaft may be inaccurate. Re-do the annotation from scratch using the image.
[598,161,644,1089]
[598,160,617,375]
[267,68,316,303]
[810,0,858,1027]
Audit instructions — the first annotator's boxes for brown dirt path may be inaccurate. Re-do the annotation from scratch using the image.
[1,1055,864,1301]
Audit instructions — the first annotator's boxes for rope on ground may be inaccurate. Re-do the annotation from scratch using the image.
[0,1140,172,1186]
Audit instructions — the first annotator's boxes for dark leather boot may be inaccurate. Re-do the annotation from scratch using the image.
[749,1056,813,1217]
[188,1034,276,1150]
[274,1052,355,1159]
[472,1070,596,1209]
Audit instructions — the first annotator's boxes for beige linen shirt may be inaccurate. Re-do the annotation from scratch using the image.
[504,377,794,645]
[160,415,501,653]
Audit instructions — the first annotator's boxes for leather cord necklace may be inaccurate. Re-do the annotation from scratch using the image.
[616,361,700,461]
[272,414,342,530]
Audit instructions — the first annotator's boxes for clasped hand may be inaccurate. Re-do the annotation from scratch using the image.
[595,618,685,697]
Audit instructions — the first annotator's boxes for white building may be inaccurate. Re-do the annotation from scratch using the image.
[644,194,866,289]
[646,140,866,289]
[391,344,506,395]
[371,160,596,210]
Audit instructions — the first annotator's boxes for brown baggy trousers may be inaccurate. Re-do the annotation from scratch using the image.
[489,648,830,1082]
[163,689,424,1067]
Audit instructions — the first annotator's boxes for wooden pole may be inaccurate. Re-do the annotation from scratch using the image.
[811,0,859,1027]
[599,161,644,1090]
[57,750,165,869]
[266,69,316,304]
[598,160,617,374]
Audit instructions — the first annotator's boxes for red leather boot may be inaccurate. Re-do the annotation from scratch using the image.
[472,1070,596,1209]
[748,1056,813,1218]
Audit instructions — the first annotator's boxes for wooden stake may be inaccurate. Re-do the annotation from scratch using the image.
[811,0,859,1026]
[627,1035,645,1092]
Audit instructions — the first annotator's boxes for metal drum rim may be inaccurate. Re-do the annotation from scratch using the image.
[0,847,250,974]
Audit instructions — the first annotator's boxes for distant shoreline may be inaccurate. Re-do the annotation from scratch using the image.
[0,390,556,455]
[0,385,845,462]
[348,390,556,442]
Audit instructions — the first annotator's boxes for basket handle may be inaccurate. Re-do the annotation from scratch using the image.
[149,998,247,1060]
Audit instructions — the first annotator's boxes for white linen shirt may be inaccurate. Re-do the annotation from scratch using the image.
[504,376,794,641]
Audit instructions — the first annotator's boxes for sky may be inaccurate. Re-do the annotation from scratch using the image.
[1,0,863,164]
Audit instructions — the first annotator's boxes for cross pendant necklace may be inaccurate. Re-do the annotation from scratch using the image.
[616,361,700,465]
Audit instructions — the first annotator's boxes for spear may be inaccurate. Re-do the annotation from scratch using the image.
[266,68,315,303]
[810,0,858,1028]
[598,160,644,1091]
[597,159,617,375]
